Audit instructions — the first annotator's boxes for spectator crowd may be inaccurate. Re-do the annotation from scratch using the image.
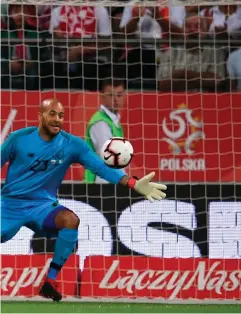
[1,1,241,92]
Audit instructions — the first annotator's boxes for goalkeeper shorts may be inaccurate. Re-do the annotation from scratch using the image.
[1,200,65,243]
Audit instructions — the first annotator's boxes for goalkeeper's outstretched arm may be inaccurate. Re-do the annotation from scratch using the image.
[74,137,167,202]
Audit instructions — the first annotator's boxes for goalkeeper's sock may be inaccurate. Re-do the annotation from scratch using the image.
[47,228,78,280]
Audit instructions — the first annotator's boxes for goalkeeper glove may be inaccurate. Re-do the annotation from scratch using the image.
[127,172,167,202]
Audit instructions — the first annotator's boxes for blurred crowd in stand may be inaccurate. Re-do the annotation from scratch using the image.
[1,1,241,92]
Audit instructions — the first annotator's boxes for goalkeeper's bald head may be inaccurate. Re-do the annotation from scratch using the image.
[40,98,64,113]
[38,98,64,140]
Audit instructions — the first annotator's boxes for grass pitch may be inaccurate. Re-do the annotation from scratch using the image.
[1,302,241,313]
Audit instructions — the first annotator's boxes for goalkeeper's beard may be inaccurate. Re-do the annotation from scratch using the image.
[41,122,62,138]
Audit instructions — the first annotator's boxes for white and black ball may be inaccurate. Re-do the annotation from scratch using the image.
[100,137,134,169]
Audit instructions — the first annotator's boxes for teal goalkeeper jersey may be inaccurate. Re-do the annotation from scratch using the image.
[1,127,125,202]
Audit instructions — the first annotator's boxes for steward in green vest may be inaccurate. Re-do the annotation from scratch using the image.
[85,109,124,183]
[84,78,126,183]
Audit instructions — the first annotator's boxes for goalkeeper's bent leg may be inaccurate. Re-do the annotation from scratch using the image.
[42,209,79,280]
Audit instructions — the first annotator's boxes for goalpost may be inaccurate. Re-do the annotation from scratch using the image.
[1,0,241,304]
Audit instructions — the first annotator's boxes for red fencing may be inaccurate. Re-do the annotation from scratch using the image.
[1,255,79,297]
[1,91,241,182]
[1,255,241,300]
[81,256,241,300]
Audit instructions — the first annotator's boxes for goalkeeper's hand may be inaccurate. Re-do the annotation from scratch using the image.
[128,172,167,202]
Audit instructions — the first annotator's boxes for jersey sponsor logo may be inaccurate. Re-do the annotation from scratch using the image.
[161,104,205,171]
[30,152,64,171]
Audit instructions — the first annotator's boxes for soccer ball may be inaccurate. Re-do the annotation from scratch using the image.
[100,137,134,169]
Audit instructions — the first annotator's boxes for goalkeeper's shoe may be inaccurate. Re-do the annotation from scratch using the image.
[39,278,62,302]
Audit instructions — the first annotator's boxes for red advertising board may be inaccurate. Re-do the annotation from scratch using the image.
[81,256,241,300]
[0,254,79,297]
[1,91,241,182]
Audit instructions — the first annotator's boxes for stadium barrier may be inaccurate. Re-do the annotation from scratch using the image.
[2,91,241,182]
[1,255,79,297]
[1,184,240,300]
[81,256,241,300]
[1,90,240,300]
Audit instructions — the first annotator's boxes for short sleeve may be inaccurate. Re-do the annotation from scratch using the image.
[49,6,61,33]
[170,6,186,28]
[119,6,133,28]
[95,7,112,36]
[209,8,226,33]
[227,7,241,36]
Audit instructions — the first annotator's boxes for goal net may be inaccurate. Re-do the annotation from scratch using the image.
[1,0,241,303]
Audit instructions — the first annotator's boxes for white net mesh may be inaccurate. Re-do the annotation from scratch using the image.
[1,0,241,303]
[1,1,241,6]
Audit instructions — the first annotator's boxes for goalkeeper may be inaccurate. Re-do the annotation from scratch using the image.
[1,98,167,302]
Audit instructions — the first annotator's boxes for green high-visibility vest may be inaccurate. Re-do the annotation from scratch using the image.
[84,110,124,183]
